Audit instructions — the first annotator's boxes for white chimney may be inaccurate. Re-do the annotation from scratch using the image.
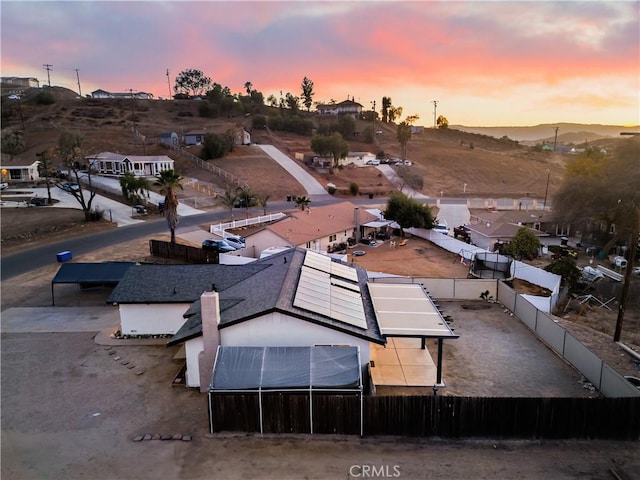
[198,289,220,392]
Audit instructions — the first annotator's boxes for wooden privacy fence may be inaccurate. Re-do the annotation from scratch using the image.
[149,239,218,264]
[210,394,640,440]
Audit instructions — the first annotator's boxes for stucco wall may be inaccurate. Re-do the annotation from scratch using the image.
[185,337,204,388]
[221,311,372,367]
[119,303,190,335]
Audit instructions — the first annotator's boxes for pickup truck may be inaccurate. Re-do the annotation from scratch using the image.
[453,225,471,242]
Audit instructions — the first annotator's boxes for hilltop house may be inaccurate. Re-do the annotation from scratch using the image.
[90,89,153,99]
[159,132,179,146]
[316,98,363,117]
[86,152,174,177]
[1,77,40,88]
[465,221,549,251]
[183,127,250,146]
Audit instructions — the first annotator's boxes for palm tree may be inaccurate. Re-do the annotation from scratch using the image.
[256,193,271,215]
[219,186,239,220]
[295,195,311,211]
[155,169,183,244]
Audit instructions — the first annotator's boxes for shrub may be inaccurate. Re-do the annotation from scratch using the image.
[327,186,337,195]
[349,182,359,196]
[37,91,55,105]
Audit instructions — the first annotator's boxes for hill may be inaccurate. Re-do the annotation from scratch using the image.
[451,123,640,143]
[2,87,636,202]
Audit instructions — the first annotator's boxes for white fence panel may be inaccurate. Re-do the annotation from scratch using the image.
[600,363,640,397]
[452,279,497,300]
[563,333,603,388]
[497,281,517,311]
[514,295,538,329]
[419,278,455,299]
[512,260,561,294]
[533,311,566,353]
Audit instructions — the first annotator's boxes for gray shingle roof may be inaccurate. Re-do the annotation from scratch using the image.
[166,248,385,346]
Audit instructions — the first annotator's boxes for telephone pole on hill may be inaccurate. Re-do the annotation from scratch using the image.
[166,69,172,99]
[75,69,82,97]
[43,64,53,87]
[432,100,438,128]
[553,126,559,151]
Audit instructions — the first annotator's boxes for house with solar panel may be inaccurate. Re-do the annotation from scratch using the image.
[108,247,458,396]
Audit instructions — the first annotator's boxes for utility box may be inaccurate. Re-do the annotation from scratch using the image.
[56,251,72,262]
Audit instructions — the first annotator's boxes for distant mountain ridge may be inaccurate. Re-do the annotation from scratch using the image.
[451,123,640,143]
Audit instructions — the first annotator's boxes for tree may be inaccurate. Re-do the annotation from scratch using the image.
[295,195,311,211]
[266,94,278,107]
[505,227,541,260]
[388,106,403,123]
[57,131,99,221]
[310,132,349,171]
[255,192,271,215]
[201,133,230,160]
[36,148,57,203]
[301,77,314,111]
[155,169,183,244]
[544,256,581,291]
[384,192,435,235]
[285,92,300,112]
[236,187,255,218]
[174,69,212,97]
[244,81,253,95]
[219,186,239,220]
[119,172,150,205]
[396,121,412,160]
[381,97,392,123]
[1,131,25,160]
[437,115,449,129]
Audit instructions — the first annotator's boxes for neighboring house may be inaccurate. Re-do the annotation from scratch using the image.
[470,209,571,238]
[1,77,40,88]
[316,98,363,117]
[465,221,549,251]
[90,89,153,99]
[0,156,40,183]
[183,130,207,145]
[242,202,378,258]
[87,152,174,177]
[342,152,376,168]
[235,128,251,146]
[159,132,179,146]
[411,126,424,134]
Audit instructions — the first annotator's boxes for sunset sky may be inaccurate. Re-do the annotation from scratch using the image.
[2,1,638,127]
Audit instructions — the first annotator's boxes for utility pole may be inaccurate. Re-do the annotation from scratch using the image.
[543,169,550,211]
[432,100,438,129]
[553,126,559,151]
[129,88,136,129]
[614,216,639,342]
[75,69,82,97]
[43,64,53,87]
[371,100,376,132]
[166,69,172,99]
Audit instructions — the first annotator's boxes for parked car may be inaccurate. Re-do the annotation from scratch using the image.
[224,234,246,249]
[234,197,257,208]
[60,182,80,192]
[433,221,450,235]
[0,182,8,190]
[29,197,47,206]
[365,159,380,166]
[202,239,236,253]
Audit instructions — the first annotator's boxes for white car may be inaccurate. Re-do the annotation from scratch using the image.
[224,235,246,250]
[365,159,380,166]
[0,182,8,190]
[433,221,450,235]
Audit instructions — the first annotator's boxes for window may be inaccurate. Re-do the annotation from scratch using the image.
[329,234,337,242]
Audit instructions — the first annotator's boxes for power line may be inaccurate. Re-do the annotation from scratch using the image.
[43,64,53,87]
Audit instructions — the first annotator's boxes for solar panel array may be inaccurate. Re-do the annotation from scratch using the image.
[293,251,366,329]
